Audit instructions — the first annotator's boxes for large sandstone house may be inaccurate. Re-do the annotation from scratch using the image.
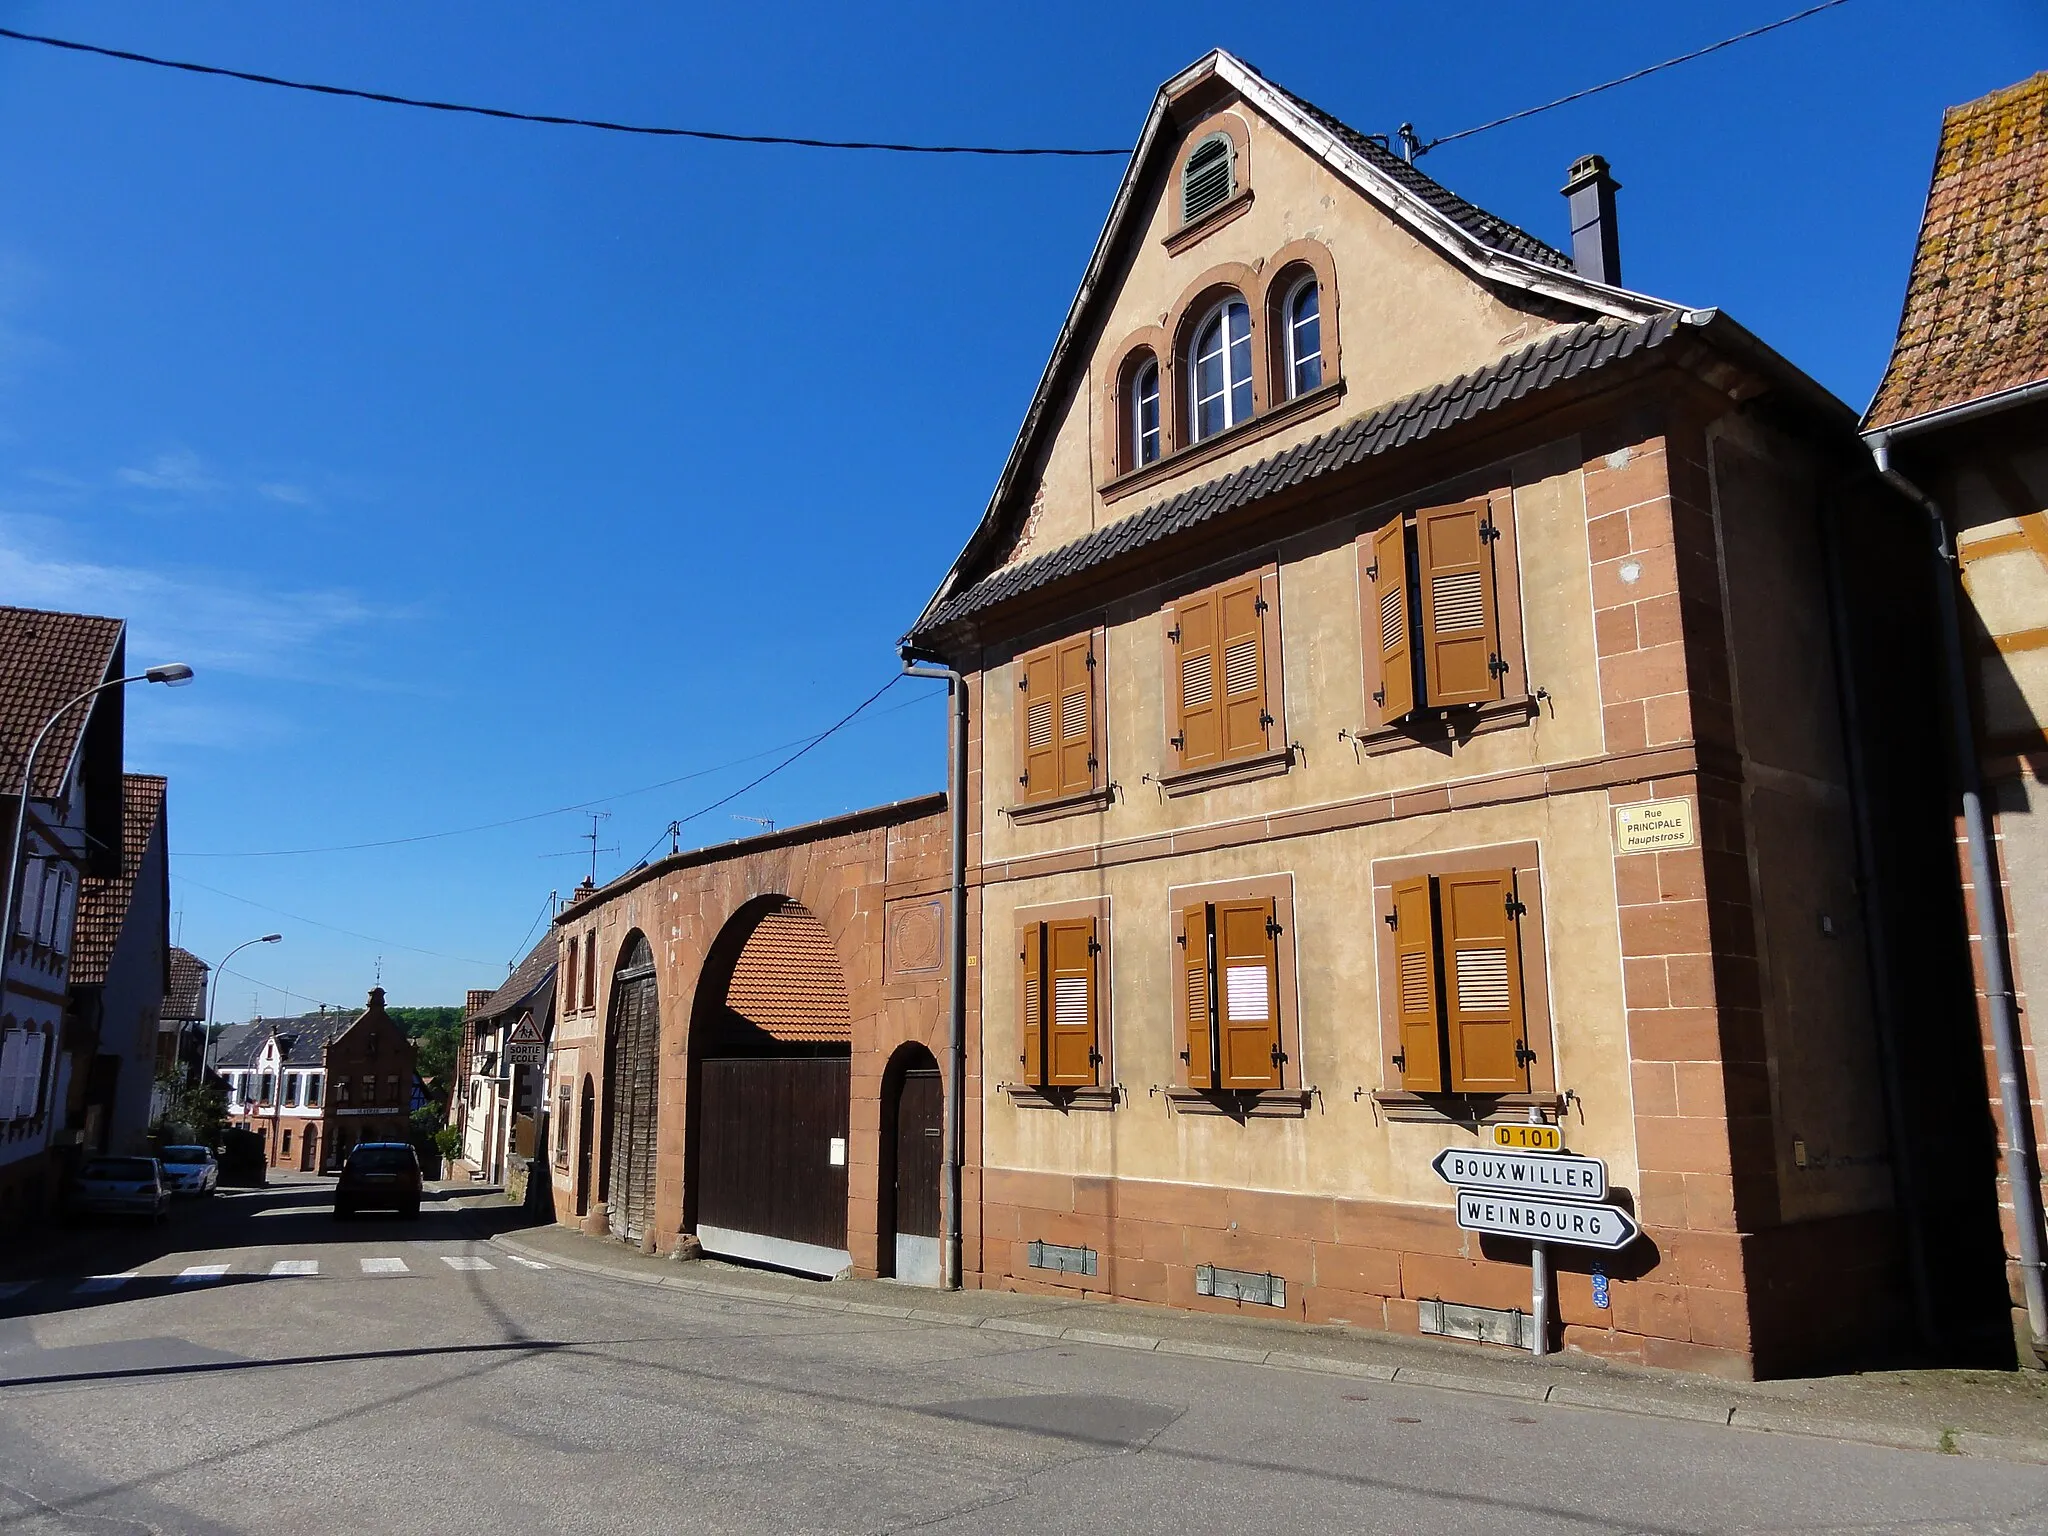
[896,51,1995,1378]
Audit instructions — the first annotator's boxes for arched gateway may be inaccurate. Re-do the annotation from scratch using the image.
[686,898,852,1276]
[600,932,660,1245]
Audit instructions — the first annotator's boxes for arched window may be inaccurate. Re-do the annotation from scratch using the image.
[1283,276,1322,398]
[1181,133,1234,224]
[1190,296,1253,442]
[1129,354,1161,469]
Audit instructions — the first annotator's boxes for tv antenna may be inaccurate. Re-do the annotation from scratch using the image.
[541,812,617,884]
[732,814,775,834]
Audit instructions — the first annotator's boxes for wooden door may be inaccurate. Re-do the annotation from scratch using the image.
[696,1056,850,1276]
[575,1076,595,1216]
[604,963,661,1245]
[891,1068,943,1287]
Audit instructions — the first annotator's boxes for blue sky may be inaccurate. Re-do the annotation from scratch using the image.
[1,1,2039,1013]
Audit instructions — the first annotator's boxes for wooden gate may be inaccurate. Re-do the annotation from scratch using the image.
[696,1057,850,1275]
[889,1065,943,1284]
[603,936,661,1245]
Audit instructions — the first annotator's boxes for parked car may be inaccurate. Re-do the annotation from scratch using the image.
[334,1142,422,1219]
[157,1145,219,1197]
[68,1156,169,1223]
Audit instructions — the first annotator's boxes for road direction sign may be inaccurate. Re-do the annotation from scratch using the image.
[1431,1146,1607,1201]
[1454,1189,1640,1251]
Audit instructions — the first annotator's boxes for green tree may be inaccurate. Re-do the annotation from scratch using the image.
[151,1072,226,1146]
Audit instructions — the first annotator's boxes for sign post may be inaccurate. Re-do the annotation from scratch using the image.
[1432,1111,1641,1360]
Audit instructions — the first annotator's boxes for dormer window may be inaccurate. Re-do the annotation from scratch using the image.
[1190,296,1253,442]
[1283,276,1322,398]
[1131,356,1162,468]
[1181,133,1235,225]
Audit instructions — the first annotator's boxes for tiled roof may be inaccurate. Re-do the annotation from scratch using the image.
[162,947,209,1023]
[1866,72,2048,429]
[473,936,557,1026]
[1258,76,1573,271]
[725,903,850,1043]
[214,1011,355,1069]
[911,311,1682,638]
[0,606,124,801]
[69,774,166,987]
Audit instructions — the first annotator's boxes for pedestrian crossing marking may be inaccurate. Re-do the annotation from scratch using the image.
[73,1274,135,1294]
[268,1259,319,1277]
[360,1257,409,1274]
[173,1264,230,1284]
[441,1256,495,1271]
[505,1255,550,1270]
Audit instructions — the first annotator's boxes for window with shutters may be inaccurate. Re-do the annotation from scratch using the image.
[1180,132,1235,225]
[1012,632,1104,812]
[1167,877,1306,1114]
[562,940,579,1018]
[581,930,597,1011]
[1372,846,1558,1116]
[1016,916,1105,1092]
[1163,567,1287,790]
[1358,488,1532,744]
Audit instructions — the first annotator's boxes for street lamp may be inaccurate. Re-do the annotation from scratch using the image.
[0,662,194,1113]
[269,1029,299,1174]
[199,934,284,1077]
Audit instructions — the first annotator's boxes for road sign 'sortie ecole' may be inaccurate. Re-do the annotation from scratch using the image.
[1431,1147,1608,1201]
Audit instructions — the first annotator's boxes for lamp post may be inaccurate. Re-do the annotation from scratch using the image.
[269,1029,299,1174]
[1,662,193,1118]
[199,934,284,1078]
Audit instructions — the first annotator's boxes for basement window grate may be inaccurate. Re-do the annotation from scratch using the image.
[1418,1298,1533,1350]
[1196,1264,1285,1308]
[1027,1240,1097,1276]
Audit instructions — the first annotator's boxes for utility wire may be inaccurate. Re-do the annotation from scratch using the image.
[216,964,334,1016]
[626,673,908,871]
[175,874,491,966]
[175,686,938,858]
[1421,0,1855,153]
[0,25,1128,157]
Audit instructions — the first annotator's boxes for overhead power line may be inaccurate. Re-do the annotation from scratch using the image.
[0,25,1128,156]
[175,874,491,966]
[1415,0,1855,155]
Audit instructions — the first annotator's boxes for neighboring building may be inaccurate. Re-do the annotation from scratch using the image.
[67,773,172,1155]
[0,605,129,1225]
[897,51,1989,1378]
[1863,70,2048,1361]
[546,798,949,1275]
[161,947,209,1088]
[457,939,555,1190]
[218,989,418,1170]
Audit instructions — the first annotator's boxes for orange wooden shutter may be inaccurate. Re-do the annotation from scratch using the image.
[1018,647,1058,800]
[562,942,578,1017]
[1055,636,1096,796]
[1215,898,1282,1089]
[1218,577,1270,761]
[1440,870,1529,1093]
[1416,498,1502,708]
[1181,903,1215,1086]
[1046,917,1098,1086]
[1019,922,1046,1085]
[1173,594,1221,768]
[1371,519,1416,722]
[1390,876,1445,1091]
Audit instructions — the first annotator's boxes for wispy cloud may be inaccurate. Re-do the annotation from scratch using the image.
[116,449,224,496]
[256,481,313,506]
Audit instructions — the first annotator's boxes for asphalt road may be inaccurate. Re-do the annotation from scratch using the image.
[1,1179,2044,1535]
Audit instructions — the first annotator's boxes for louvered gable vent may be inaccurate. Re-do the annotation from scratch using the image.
[1181,134,1234,224]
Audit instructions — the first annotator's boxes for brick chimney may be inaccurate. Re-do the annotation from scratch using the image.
[466,988,494,1018]
[1562,154,1622,287]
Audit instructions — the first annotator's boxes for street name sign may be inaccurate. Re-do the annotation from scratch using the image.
[1432,1146,1607,1201]
[1454,1189,1641,1251]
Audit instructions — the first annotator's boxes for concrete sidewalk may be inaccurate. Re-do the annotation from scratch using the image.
[475,1205,2048,1467]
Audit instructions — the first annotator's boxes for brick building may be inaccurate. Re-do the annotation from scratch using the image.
[545,797,952,1278]
[897,50,1988,1378]
[219,988,418,1171]
[1862,70,2048,1361]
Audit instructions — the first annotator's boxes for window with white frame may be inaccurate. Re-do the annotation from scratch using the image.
[1130,355,1161,468]
[1283,276,1322,398]
[1190,296,1253,442]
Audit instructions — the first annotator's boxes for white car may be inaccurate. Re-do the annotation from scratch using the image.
[68,1157,170,1222]
[157,1145,219,1197]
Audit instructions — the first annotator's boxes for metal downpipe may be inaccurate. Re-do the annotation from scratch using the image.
[1868,432,2048,1350]
[903,657,968,1291]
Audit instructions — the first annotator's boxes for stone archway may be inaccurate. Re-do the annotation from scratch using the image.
[600,932,660,1246]
[684,898,852,1276]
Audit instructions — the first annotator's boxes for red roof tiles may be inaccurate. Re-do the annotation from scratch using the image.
[1866,72,2048,429]
[0,605,125,801]
[70,773,165,987]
